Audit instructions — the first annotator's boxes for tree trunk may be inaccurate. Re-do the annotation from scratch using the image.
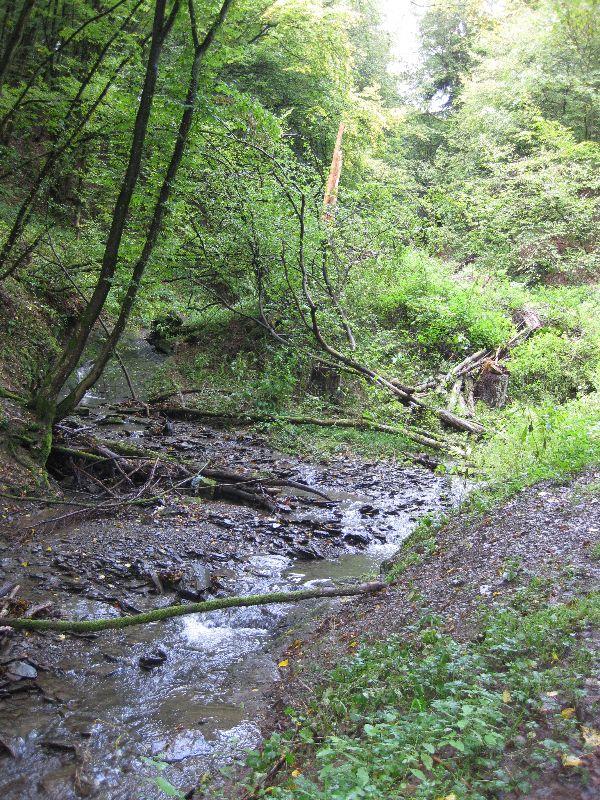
[33,0,177,422]
[55,0,234,420]
[0,0,35,93]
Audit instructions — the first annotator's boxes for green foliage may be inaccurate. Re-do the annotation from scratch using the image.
[243,594,599,799]
[417,0,492,106]
[477,393,600,501]
[424,2,600,281]
[141,756,185,798]
[351,250,514,356]
[509,330,596,402]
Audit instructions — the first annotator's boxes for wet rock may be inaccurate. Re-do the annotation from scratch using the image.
[209,552,231,562]
[41,739,78,753]
[161,730,212,762]
[63,578,85,593]
[358,503,379,517]
[88,663,119,678]
[186,548,206,559]
[173,440,196,451]
[177,563,211,600]
[0,734,21,758]
[211,517,236,530]
[97,414,127,426]
[286,544,325,560]
[39,765,77,796]
[343,531,371,546]
[7,660,38,680]
[139,649,167,670]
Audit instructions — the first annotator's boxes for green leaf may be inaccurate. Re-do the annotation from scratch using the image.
[153,776,185,798]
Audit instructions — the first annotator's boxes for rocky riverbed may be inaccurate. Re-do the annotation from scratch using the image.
[0,406,457,799]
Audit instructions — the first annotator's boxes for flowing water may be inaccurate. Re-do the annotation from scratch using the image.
[0,336,463,799]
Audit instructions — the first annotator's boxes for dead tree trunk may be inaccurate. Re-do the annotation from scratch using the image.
[5,581,385,632]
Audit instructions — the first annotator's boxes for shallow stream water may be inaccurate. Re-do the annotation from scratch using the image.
[0,335,462,799]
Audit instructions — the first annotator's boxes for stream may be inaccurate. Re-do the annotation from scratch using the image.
[0,335,463,799]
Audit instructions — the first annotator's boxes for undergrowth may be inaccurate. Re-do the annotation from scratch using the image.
[236,592,600,800]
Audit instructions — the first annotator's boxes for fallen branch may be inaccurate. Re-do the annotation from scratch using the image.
[4,581,386,632]
[439,316,542,393]
[92,437,331,499]
[48,432,331,515]
[158,406,466,457]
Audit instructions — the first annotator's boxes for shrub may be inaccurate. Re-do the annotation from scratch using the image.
[509,330,595,403]
[351,250,514,356]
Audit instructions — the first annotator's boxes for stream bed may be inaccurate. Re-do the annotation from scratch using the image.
[0,337,461,799]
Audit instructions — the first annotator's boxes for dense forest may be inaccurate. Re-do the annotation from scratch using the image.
[0,0,599,798]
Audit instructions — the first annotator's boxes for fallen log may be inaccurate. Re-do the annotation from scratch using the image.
[92,438,332,499]
[4,581,386,632]
[439,317,542,392]
[158,406,466,457]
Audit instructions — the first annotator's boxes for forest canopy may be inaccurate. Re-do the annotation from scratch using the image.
[0,0,598,486]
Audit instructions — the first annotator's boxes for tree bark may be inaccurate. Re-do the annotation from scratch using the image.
[0,0,35,93]
[54,0,233,421]
[34,0,179,422]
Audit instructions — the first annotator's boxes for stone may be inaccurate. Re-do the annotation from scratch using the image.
[287,544,325,560]
[343,531,371,546]
[7,660,38,680]
[139,649,167,670]
[177,563,211,600]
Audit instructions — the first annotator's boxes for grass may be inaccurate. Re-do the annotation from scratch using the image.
[237,591,600,800]
[474,393,600,505]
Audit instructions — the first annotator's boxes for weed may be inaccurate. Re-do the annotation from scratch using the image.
[589,542,600,561]
[240,593,599,800]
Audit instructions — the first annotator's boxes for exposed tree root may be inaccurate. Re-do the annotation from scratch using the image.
[4,581,385,632]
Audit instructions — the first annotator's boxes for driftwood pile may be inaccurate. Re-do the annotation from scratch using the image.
[31,423,330,529]
[435,311,542,418]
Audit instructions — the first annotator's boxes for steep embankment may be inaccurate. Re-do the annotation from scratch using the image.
[0,280,74,489]
[238,471,600,800]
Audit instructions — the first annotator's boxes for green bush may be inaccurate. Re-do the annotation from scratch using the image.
[477,393,600,500]
[351,250,514,356]
[509,330,595,403]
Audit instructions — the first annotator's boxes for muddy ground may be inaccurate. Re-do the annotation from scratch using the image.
[0,410,453,799]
